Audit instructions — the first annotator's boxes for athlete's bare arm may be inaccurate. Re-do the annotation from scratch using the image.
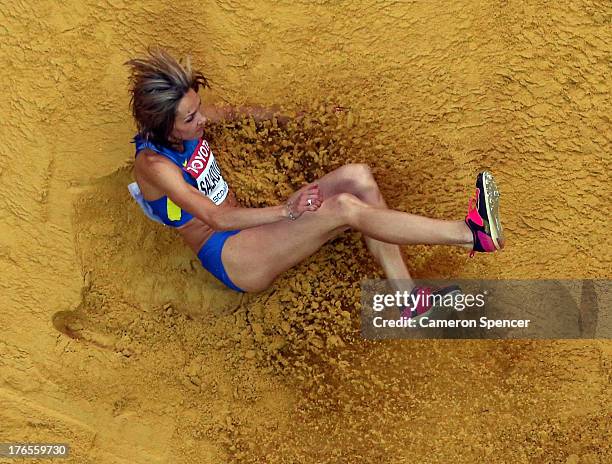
[140,153,320,230]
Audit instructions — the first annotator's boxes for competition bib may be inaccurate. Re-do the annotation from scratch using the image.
[183,139,229,205]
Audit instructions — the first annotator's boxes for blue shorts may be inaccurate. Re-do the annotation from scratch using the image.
[197,229,245,292]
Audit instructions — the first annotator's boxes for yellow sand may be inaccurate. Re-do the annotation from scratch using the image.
[0,1,610,463]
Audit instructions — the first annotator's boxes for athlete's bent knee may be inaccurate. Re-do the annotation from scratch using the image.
[342,163,371,180]
[344,163,378,195]
[352,163,372,176]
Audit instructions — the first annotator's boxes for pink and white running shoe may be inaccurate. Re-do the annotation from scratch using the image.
[465,171,505,257]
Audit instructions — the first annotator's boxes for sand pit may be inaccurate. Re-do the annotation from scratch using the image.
[1,0,610,462]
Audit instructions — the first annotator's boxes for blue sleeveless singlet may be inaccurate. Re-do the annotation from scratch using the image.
[127,134,245,293]
[130,134,230,227]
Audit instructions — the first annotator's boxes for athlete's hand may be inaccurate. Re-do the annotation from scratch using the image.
[286,183,322,219]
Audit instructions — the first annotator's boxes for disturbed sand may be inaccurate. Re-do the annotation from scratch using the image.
[1,0,610,463]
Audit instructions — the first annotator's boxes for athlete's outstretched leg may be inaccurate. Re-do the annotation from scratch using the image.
[222,192,472,293]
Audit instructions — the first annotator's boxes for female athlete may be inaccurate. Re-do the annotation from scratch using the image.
[125,48,504,310]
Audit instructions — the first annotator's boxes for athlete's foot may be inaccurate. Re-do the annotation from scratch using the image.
[399,285,462,319]
[464,170,505,257]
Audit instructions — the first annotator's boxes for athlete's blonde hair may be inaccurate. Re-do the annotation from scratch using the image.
[125,47,210,146]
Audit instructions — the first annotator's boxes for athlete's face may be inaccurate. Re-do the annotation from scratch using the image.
[171,88,206,141]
